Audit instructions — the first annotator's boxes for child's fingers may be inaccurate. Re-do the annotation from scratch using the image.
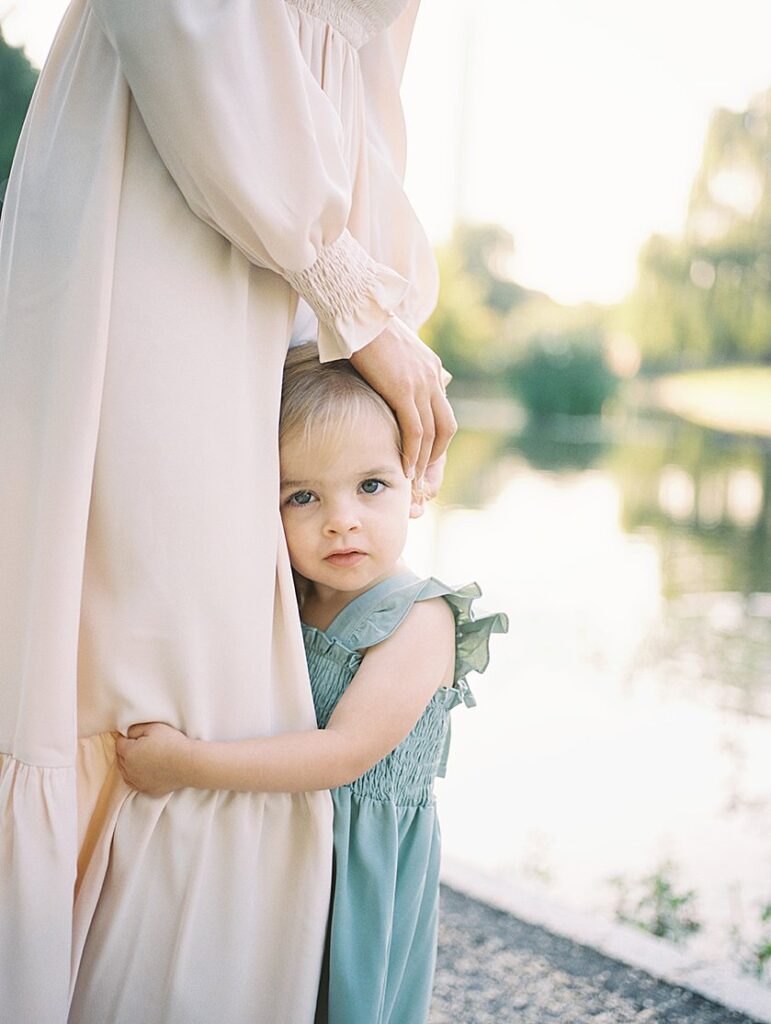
[115,737,139,787]
[115,734,138,756]
[127,722,152,739]
[114,753,130,781]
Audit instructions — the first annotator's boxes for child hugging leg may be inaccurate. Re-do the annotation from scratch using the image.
[116,343,508,1024]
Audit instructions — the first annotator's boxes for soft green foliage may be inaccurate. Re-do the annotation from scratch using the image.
[424,222,619,414]
[448,222,529,317]
[625,88,771,370]
[435,92,770,386]
[422,222,540,385]
[611,861,702,945]
[421,236,502,384]
[504,327,618,418]
[0,29,38,191]
[733,901,771,984]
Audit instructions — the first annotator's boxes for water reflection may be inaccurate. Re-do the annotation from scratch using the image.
[406,407,771,975]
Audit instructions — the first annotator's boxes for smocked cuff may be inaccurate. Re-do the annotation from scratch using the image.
[283,228,411,362]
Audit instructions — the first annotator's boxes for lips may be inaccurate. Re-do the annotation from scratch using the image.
[324,549,366,567]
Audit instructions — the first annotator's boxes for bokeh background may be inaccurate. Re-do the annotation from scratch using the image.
[2,0,770,986]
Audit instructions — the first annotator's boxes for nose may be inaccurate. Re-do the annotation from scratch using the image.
[322,498,361,537]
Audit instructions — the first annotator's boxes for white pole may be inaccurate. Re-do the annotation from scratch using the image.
[453,1,477,230]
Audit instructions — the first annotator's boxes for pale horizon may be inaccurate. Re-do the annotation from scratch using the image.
[5,0,770,305]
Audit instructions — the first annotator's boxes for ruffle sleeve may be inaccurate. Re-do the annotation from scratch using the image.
[419,579,508,778]
[339,575,509,704]
[337,575,508,779]
[437,581,509,699]
[89,0,411,361]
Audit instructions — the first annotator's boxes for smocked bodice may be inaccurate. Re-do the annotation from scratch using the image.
[304,633,460,805]
[284,0,411,48]
[300,572,508,807]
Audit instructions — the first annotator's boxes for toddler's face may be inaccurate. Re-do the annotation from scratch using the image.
[279,408,422,598]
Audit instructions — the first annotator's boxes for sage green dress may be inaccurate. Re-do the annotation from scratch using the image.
[302,571,508,1024]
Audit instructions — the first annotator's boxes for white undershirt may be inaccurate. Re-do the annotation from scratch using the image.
[288,296,319,349]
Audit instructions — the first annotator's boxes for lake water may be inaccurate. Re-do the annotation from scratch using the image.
[406,404,771,980]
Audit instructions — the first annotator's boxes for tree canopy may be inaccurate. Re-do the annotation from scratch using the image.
[0,28,38,202]
[625,89,771,369]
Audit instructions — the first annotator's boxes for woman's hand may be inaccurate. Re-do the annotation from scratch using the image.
[349,317,456,490]
[420,450,446,503]
[115,722,193,797]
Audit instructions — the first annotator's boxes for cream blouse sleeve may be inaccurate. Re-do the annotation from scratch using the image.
[357,0,440,332]
[89,0,411,362]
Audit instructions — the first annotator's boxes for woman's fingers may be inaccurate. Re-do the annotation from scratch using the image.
[349,316,456,486]
[412,391,436,487]
[409,384,455,488]
[393,398,423,479]
[422,451,447,502]
[428,389,457,467]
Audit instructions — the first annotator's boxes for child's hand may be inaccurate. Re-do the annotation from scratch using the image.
[115,722,192,797]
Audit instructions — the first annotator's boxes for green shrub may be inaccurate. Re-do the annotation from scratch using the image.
[0,31,38,199]
[611,861,702,945]
[505,328,618,419]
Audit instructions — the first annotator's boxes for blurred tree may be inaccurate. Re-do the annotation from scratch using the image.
[422,222,539,386]
[504,327,619,419]
[421,236,502,384]
[0,27,38,204]
[626,89,771,370]
[424,221,616,406]
[450,222,529,316]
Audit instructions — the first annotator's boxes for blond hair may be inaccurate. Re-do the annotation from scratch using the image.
[280,342,403,457]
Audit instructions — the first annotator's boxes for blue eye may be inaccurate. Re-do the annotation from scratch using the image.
[360,479,386,495]
[287,490,315,507]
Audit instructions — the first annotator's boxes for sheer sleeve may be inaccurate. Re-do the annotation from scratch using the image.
[89,0,411,361]
[357,0,440,332]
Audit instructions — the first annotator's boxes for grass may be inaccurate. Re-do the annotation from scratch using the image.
[650,365,771,437]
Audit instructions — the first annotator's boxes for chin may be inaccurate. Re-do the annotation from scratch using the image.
[322,566,381,590]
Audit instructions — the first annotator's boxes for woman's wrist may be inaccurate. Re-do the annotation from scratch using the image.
[284,229,388,324]
[284,229,410,362]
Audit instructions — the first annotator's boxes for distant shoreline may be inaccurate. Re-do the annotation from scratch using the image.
[645,365,771,439]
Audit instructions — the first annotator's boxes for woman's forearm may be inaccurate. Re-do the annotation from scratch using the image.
[183,728,366,793]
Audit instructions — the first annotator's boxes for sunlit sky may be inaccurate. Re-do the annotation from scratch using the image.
[5,0,771,303]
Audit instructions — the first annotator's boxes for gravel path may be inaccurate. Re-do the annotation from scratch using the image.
[431,885,763,1024]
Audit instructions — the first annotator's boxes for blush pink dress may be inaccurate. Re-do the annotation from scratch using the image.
[0,1,439,1021]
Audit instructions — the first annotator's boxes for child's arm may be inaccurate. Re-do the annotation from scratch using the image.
[116,597,456,797]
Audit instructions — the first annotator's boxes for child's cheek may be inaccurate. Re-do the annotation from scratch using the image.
[281,516,309,564]
[280,513,296,549]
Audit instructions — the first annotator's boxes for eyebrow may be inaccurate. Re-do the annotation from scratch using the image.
[280,465,401,488]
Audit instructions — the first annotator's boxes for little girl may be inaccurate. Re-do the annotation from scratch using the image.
[116,342,508,1024]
